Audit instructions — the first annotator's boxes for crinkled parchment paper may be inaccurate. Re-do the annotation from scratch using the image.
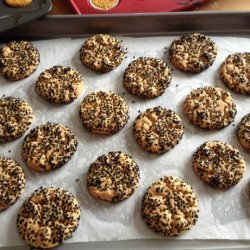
[0,36,250,247]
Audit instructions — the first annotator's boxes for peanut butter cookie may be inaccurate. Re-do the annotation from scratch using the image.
[80,34,125,73]
[17,187,80,248]
[142,176,199,236]
[184,86,237,129]
[79,91,129,135]
[169,33,217,73]
[87,151,140,202]
[22,122,78,172]
[36,66,83,104]
[123,57,172,99]
[236,113,250,152]
[0,96,34,142]
[0,156,25,211]
[133,106,184,153]
[220,53,250,94]
[0,41,39,80]
[193,141,246,188]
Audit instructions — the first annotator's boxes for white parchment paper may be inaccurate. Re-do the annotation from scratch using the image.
[0,36,250,247]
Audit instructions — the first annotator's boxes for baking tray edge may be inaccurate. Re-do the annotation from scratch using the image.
[1,11,250,39]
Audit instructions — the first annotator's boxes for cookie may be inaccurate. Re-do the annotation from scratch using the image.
[0,96,34,142]
[193,141,246,188]
[80,34,125,73]
[169,33,217,73]
[87,151,140,202]
[220,53,250,94]
[142,176,199,236]
[0,41,40,80]
[237,113,250,152]
[36,65,83,104]
[0,156,25,211]
[90,0,119,11]
[123,57,172,99]
[184,86,237,129]
[79,91,129,135]
[17,187,80,249]
[133,106,184,153]
[22,122,78,172]
[4,0,32,7]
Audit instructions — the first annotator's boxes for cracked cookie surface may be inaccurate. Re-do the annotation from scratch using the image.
[237,113,250,152]
[0,156,25,211]
[220,53,250,94]
[0,41,39,80]
[142,176,199,236]
[133,106,184,153]
[22,122,78,172]
[87,151,140,202]
[169,33,217,73]
[184,86,237,129]
[17,187,80,249]
[80,91,129,135]
[36,65,83,104]
[123,57,172,99]
[193,141,246,188]
[80,34,125,73]
[0,96,34,142]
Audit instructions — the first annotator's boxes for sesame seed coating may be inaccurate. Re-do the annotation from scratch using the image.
[80,34,125,73]
[193,141,246,188]
[142,176,199,237]
[0,41,40,81]
[220,53,250,94]
[87,151,140,202]
[0,156,25,211]
[36,65,83,104]
[184,86,237,129]
[79,91,129,135]
[17,187,80,249]
[123,57,172,99]
[22,122,78,172]
[169,33,217,73]
[0,96,34,142]
[133,106,184,153]
[236,113,250,152]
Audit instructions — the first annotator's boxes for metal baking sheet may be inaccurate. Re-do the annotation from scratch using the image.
[1,11,250,39]
[1,11,250,250]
